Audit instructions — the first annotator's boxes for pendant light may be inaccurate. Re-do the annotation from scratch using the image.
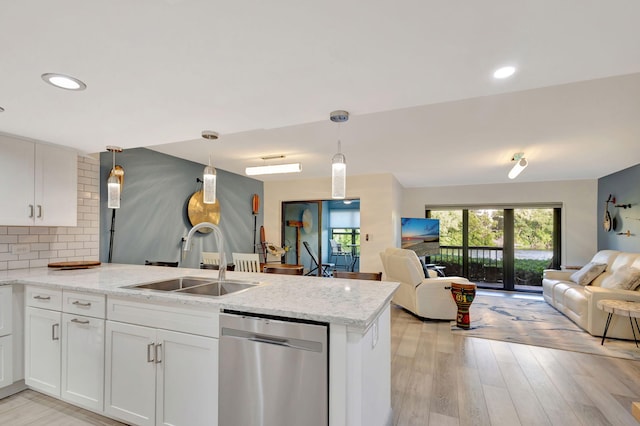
[330,110,349,199]
[202,131,219,204]
[106,146,122,209]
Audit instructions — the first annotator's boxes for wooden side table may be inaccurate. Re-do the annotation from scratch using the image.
[596,299,640,347]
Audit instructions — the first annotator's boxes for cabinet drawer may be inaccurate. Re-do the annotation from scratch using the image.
[26,286,62,310]
[63,291,106,319]
[107,296,219,338]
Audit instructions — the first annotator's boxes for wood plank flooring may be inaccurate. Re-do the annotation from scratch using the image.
[1,297,640,426]
[0,389,124,425]
[391,303,640,426]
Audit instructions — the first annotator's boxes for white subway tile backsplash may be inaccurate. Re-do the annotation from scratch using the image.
[8,227,29,235]
[8,260,29,269]
[0,156,100,271]
[18,235,39,243]
[0,253,17,262]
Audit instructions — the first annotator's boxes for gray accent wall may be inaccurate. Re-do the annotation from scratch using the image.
[598,163,640,252]
[100,148,263,268]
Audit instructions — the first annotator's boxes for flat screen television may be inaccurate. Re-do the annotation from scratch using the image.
[401,217,440,257]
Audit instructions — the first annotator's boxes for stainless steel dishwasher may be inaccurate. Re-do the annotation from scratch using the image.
[219,311,329,426]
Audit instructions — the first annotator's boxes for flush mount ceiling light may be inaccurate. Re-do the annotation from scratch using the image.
[41,73,87,91]
[508,152,528,179]
[245,156,302,176]
[106,146,123,209]
[330,110,349,199]
[202,131,219,204]
[493,66,516,79]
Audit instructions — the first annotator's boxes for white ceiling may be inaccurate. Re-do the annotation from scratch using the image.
[2,0,640,187]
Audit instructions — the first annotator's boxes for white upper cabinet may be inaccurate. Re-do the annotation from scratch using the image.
[0,134,77,226]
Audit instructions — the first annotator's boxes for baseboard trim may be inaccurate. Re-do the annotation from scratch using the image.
[0,380,27,399]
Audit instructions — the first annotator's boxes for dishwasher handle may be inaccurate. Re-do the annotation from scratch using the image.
[222,327,323,353]
[248,336,291,348]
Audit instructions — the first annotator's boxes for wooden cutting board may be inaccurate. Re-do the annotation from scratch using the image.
[48,261,101,269]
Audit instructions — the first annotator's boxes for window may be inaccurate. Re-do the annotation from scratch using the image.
[429,206,560,292]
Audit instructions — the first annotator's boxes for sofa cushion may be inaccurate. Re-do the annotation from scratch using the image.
[569,262,607,286]
[600,266,640,290]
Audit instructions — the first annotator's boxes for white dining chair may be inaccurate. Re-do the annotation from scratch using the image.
[232,253,261,273]
[201,251,221,266]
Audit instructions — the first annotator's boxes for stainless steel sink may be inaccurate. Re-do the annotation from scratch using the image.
[178,280,259,297]
[131,276,214,291]
[127,277,260,298]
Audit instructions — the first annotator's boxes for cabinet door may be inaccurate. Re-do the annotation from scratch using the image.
[34,143,77,226]
[61,313,104,412]
[0,286,11,337]
[156,330,218,426]
[105,321,156,426]
[25,307,61,397]
[0,135,34,225]
[0,335,12,388]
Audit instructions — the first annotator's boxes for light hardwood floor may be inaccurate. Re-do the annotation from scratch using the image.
[2,300,639,426]
[391,303,640,426]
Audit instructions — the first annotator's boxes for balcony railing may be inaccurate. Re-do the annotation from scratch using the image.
[430,245,551,287]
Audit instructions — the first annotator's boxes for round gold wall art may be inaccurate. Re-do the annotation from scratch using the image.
[187,190,220,233]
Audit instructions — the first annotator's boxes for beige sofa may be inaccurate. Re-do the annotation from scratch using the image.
[380,248,470,320]
[542,250,640,340]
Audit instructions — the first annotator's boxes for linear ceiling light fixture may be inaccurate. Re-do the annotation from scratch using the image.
[508,152,528,179]
[41,73,87,91]
[202,131,219,204]
[106,146,123,209]
[330,110,349,199]
[245,157,301,176]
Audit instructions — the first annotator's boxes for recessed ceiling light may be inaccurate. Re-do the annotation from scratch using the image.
[493,66,516,79]
[41,73,87,91]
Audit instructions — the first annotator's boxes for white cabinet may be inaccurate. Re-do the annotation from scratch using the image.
[24,286,105,411]
[24,306,61,396]
[104,321,156,426]
[0,134,77,226]
[0,336,12,389]
[61,313,104,411]
[105,321,218,426]
[1,284,14,391]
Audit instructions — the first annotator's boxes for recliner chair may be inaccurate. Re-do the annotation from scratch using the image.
[380,247,470,320]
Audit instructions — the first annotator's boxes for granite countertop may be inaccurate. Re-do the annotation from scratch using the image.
[0,263,398,331]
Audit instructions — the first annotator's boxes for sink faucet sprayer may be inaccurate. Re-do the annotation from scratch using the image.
[183,222,226,282]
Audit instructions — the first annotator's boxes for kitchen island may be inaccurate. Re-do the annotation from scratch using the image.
[0,263,398,426]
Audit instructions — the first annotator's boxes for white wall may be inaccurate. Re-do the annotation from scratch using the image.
[264,173,402,274]
[402,179,598,266]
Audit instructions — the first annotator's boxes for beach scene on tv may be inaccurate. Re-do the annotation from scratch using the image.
[401,217,440,257]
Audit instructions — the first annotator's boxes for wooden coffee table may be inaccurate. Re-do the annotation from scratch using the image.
[596,299,640,347]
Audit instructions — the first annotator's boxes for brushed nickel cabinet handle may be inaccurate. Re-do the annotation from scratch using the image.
[34,295,51,300]
[37,205,43,218]
[155,343,162,364]
[52,323,60,341]
[71,318,90,325]
[72,300,91,307]
[29,205,34,218]
[147,343,155,363]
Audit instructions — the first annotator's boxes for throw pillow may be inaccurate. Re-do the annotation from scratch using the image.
[600,266,640,291]
[570,262,607,286]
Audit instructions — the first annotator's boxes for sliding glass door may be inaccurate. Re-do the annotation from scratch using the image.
[429,206,560,292]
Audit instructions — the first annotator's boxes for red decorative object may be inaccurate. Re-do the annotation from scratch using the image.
[451,283,477,329]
